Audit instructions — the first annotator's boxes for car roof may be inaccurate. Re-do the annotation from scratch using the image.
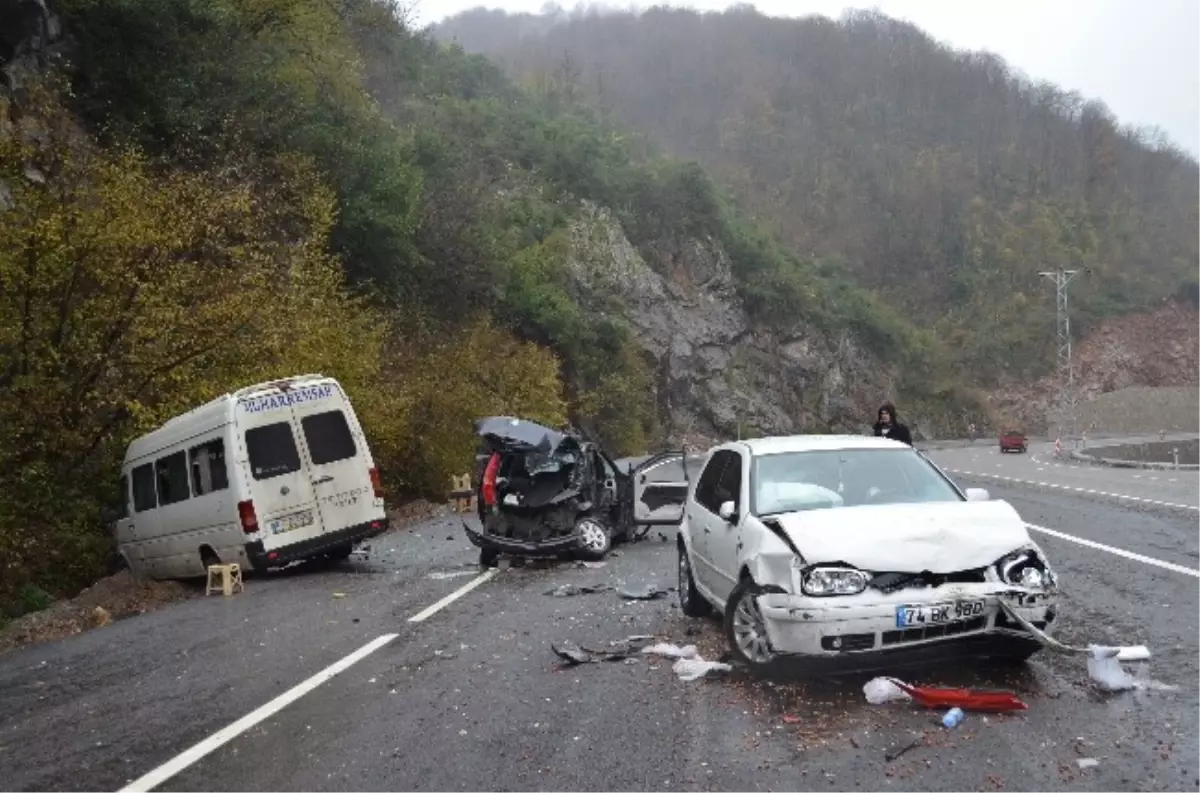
[725,434,910,457]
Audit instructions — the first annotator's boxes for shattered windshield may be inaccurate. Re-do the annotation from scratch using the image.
[751,449,962,515]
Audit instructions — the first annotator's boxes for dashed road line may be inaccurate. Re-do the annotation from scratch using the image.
[943,468,1200,512]
[119,633,400,792]
[1026,522,1200,578]
[409,568,498,622]
[121,569,501,791]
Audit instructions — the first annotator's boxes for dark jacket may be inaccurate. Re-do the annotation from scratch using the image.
[872,403,913,446]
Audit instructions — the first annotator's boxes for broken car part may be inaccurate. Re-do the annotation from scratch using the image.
[864,676,1027,713]
[465,418,690,563]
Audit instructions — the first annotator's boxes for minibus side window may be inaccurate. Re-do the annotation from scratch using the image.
[155,451,191,506]
[132,464,157,512]
[189,439,230,495]
[245,422,302,480]
[301,410,357,465]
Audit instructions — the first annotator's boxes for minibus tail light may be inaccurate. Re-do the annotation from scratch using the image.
[238,500,259,534]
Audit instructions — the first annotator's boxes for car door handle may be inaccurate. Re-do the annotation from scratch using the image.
[312,475,334,485]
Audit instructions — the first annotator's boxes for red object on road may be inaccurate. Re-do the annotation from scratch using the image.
[998,428,1028,453]
[891,680,1028,712]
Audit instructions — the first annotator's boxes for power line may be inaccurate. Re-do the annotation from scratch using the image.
[1038,268,1082,439]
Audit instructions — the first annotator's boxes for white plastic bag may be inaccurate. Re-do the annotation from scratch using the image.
[1087,646,1176,691]
[863,676,912,704]
[641,643,699,659]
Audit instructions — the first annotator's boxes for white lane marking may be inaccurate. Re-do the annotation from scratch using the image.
[121,570,501,791]
[943,468,1200,512]
[1027,523,1200,579]
[408,568,498,622]
[119,633,399,793]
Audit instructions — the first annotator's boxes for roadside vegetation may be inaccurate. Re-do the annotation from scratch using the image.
[1,0,959,617]
[438,4,1200,384]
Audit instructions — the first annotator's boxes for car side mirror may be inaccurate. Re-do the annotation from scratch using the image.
[718,500,737,522]
[964,487,990,502]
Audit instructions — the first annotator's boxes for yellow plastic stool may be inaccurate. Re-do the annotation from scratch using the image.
[205,563,244,597]
[448,473,476,513]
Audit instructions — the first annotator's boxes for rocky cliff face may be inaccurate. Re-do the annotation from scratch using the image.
[566,204,894,444]
[988,300,1200,435]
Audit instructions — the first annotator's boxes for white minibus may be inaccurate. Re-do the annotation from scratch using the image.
[113,374,389,578]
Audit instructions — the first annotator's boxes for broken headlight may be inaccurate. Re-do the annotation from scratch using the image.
[802,566,870,596]
[996,547,1055,589]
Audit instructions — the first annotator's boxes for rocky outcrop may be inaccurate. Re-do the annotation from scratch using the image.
[565,203,893,442]
[0,0,64,88]
[988,300,1200,435]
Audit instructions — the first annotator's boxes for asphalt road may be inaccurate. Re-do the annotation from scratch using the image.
[1,452,1197,791]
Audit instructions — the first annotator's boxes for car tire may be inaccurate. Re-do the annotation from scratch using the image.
[479,547,501,568]
[677,542,711,618]
[324,543,353,562]
[724,577,777,670]
[575,517,612,561]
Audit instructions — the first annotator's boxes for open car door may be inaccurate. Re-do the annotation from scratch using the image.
[630,452,692,531]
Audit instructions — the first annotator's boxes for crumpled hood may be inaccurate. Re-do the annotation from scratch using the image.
[769,500,1034,573]
[474,416,566,453]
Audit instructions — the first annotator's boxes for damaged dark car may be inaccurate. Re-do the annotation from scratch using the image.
[465,417,692,567]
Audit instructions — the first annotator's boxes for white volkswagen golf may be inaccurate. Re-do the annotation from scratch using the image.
[675,435,1060,673]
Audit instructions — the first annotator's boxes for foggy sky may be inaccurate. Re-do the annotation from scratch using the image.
[410,0,1200,158]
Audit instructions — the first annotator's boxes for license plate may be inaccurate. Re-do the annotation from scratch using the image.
[269,510,314,535]
[894,599,986,628]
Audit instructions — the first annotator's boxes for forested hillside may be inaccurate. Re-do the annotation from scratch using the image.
[1,0,957,614]
[436,4,1200,382]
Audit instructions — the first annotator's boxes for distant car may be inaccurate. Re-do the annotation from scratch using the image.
[464,417,691,566]
[674,435,1059,674]
[998,429,1028,453]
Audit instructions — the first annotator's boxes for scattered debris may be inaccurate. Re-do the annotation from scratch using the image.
[551,642,593,666]
[1000,601,1150,660]
[575,561,607,569]
[617,585,669,601]
[89,606,111,628]
[550,635,659,665]
[863,677,1026,712]
[428,569,478,581]
[1000,602,1173,692]
[885,738,923,762]
[1086,647,1178,692]
[545,583,613,597]
[673,657,732,681]
[641,643,699,659]
[332,592,347,599]
[864,677,911,704]
[781,714,802,725]
[1076,758,1100,770]
[941,707,965,729]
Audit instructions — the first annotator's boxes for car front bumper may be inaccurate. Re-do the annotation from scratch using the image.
[756,586,1056,672]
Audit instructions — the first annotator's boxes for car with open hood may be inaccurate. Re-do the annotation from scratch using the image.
[465,417,695,566]
[675,434,1059,674]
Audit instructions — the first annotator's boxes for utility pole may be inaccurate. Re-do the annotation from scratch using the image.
[1039,268,1081,440]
